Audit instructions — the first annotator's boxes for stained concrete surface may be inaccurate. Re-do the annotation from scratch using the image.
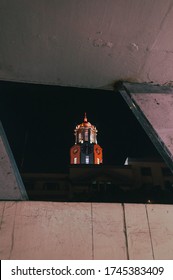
[0,122,28,200]
[1,0,173,89]
[0,201,173,260]
[119,82,173,174]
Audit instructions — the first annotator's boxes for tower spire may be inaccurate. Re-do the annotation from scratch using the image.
[84,112,87,123]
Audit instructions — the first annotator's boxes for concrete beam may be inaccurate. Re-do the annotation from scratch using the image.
[0,122,28,200]
[117,82,173,173]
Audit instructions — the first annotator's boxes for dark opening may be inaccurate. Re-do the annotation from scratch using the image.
[1,80,172,204]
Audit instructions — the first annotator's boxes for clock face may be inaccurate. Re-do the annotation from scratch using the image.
[73,148,78,154]
[96,148,100,154]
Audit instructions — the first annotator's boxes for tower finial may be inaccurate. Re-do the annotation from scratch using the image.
[84,112,87,122]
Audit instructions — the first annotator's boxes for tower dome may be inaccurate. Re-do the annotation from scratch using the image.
[74,113,98,144]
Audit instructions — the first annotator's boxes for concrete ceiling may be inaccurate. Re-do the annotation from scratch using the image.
[1,0,173,90]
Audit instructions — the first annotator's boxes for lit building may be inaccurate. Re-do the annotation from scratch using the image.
[70,113,103,165]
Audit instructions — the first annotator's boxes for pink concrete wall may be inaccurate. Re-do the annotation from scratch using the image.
[0,202,173,260]
[132,93,173,159]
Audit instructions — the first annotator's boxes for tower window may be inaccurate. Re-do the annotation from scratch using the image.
[78,132,82,142]
[97,158,100,164]
[86,156,89,164]
[74,157,77,164]
[84,130,88,141]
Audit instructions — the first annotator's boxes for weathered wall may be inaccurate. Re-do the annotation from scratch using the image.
[119,82,173,174]
[0,122,28,200]
[1,0,173,89]
[0,201,173,260]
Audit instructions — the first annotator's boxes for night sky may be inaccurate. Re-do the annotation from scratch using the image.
[0,81,160,173]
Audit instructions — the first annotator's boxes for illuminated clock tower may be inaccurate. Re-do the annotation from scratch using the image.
[70,113,103,164]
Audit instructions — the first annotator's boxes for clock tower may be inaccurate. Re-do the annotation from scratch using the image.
[70,113,103,164]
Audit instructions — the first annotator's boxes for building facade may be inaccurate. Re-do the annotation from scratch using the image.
[22,158,173,203]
